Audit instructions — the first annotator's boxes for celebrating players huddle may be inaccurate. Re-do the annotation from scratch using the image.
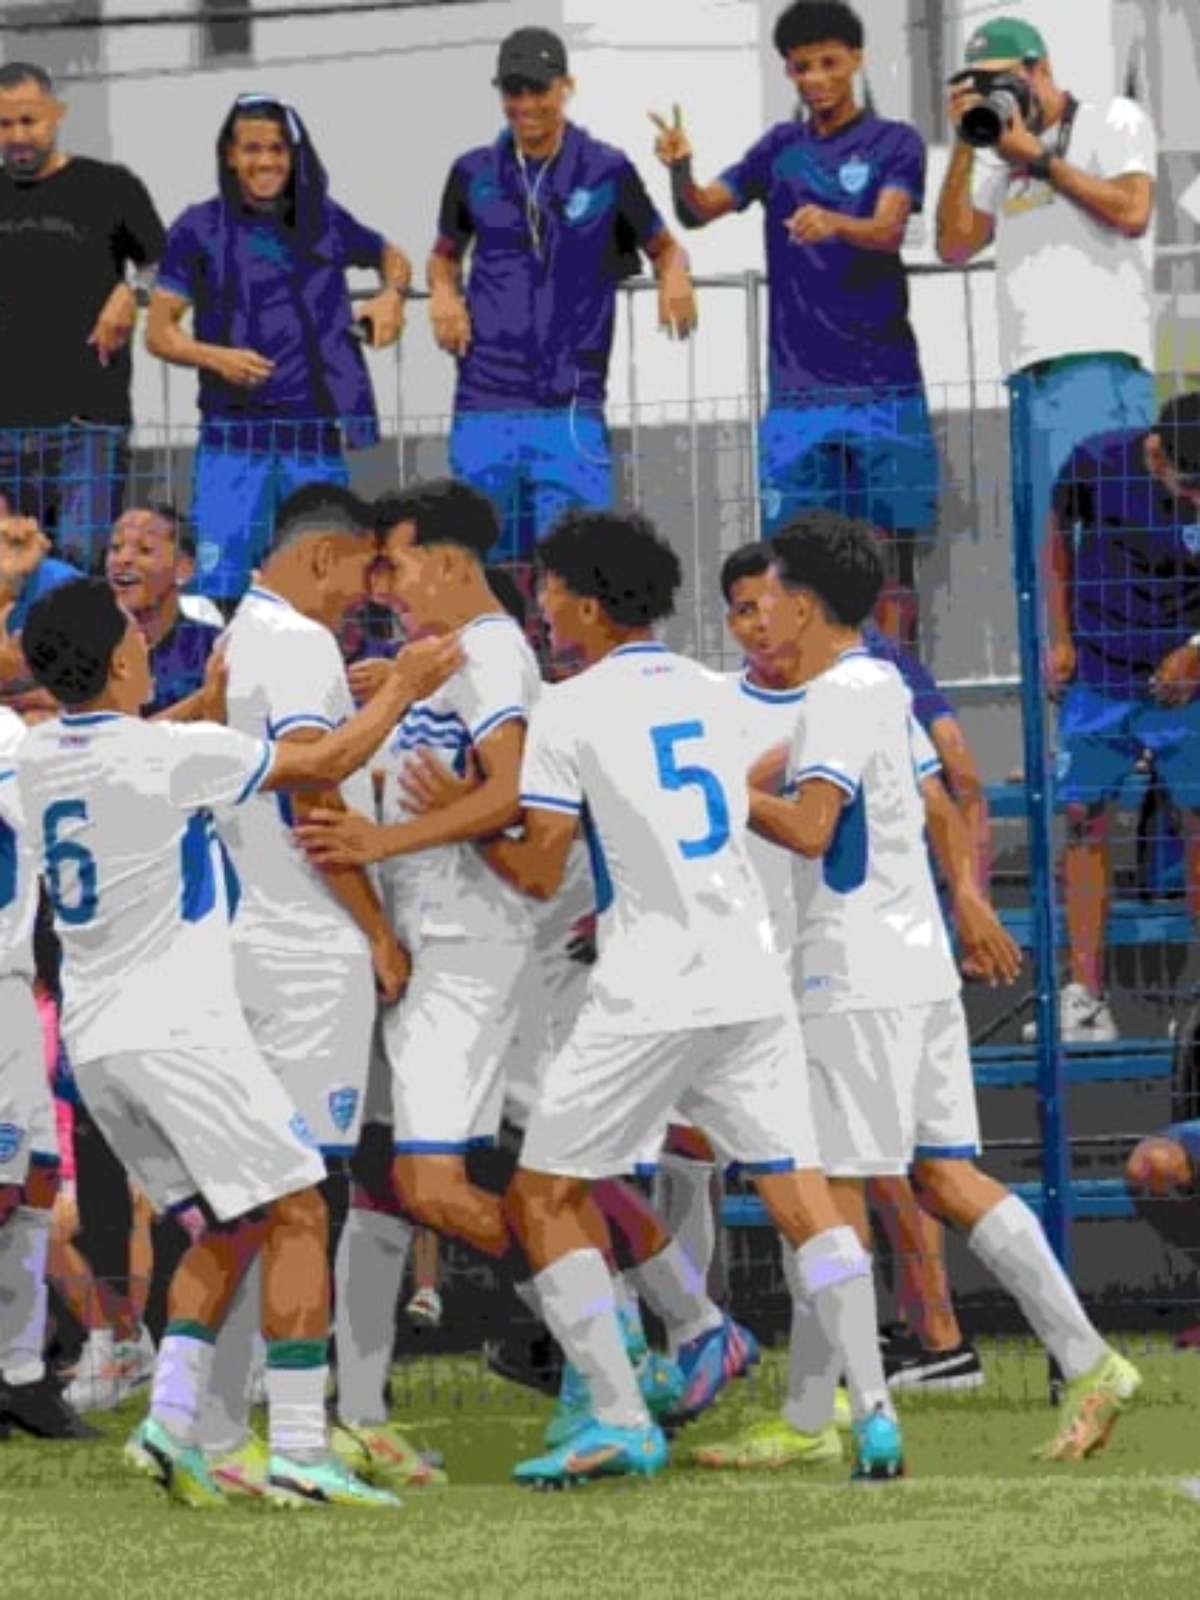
[0,482,1141,1507]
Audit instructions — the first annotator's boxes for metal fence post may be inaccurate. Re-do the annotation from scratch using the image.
[1009,380,1072,1297]
[625,282,640,509]
[743,269,763,541]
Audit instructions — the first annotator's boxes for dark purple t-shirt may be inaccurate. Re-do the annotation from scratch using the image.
[718,112,926,401]
[862,622,954,733]
[436,124,665,412]
[146,615,221,717]
[1053,430,1200,698]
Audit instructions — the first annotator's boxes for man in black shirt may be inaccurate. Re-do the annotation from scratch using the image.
[0,62,165,573]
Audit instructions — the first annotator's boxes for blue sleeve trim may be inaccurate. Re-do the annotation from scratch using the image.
[269,713,335,737]
[793,764,857,800]
[916,758,943,778]
[154,274,193,300]
[520,792,582,816]
[716,167,747,209]
[235,739,274,805]
[0,768,15,784]
[472,704,526,744]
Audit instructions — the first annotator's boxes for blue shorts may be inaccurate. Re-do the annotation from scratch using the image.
[758,390,938,539]
[1160,1122,1200,1176]
[450,408,613,563]
[191,429,350,602]
[1056,685,1200,810]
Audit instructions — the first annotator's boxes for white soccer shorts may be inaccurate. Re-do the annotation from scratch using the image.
[803,997,981,1178]
[77,1042,326,1222]
[382,937,530,1154]
[0,977,58,1185]
[520,1008,821,1181]
[234,942,375,1156]
[501,953,591,1133]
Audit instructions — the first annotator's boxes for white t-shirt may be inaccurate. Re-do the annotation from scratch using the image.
[973,97,1156,376]
[0,707,36,980]
[788,649,958,1017]
[16,713,272,1064]
[220,586,374,960]
[180,594,227,630]
[728,670,806,953]
[520,641,792,1035]
[377,612,541,946]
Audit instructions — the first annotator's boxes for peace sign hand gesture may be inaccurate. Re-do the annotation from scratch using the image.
[649,104,692,168]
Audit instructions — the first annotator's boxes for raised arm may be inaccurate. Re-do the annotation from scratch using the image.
[649,104,738,229]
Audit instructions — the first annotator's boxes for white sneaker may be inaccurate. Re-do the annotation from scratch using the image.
[64,1333,122,1412]
[406,1287,443,1329]
[1022,983,1119,1044]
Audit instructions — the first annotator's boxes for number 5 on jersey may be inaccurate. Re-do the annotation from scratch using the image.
[651,720,730,859]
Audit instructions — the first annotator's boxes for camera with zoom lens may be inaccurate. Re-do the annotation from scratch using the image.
[949,67,1034,148]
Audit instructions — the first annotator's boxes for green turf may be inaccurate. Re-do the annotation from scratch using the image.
[2,1339,1198,1600]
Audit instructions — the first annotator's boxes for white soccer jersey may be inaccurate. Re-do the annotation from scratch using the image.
[728,670,806,953]
[377,612,541,946]
[0,708,36,980]
[787,648,958,1017]
[220,586,374,959]
[16,713,273,1065]
[520,641,791,1034]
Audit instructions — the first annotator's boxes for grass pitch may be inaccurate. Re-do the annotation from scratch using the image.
[1,1338,1197,1600]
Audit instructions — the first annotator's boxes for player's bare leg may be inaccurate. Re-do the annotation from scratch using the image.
[392,1154,510,1258]
[911,1158,1139,1459]
[868,1176,961,1351]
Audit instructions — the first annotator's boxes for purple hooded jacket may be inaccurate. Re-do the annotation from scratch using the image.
[158,97,382,450]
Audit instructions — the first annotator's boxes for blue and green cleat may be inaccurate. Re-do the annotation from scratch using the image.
[850,1404,906,1483]
[515,1417,669,1489]
[661,1316,760,1428]
[543,1308,686,1449]
[127,1415,229,1510]
[266,1451,403,1510]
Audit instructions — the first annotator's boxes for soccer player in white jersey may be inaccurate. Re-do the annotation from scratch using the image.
[454,507,901,1487]
[191,483,420,1492]
[745,510,1142,1464]
[16,577,459,1508]
[296,480,548,1460]
[0,706,96,1442]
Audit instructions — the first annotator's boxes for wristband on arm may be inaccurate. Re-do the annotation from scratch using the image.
[670,158,706,229]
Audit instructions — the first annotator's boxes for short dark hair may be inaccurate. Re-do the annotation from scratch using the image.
[227,101,291,145]
[375,479,500,560]
[1156,391,1200,480]
[485,565,528,630]
[23,578,129,707]
[536,509,682,627]
[0,480,42,520]
[773,1,864,55]
[719,542,771,604]
[769,508,883,626]
[0,62,54,95]
[110,503,189,551]
[271,482,373,553]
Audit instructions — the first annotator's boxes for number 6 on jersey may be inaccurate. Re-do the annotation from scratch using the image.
[651,720,730,859]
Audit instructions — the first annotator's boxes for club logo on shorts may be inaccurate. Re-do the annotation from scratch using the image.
[328,1087,359,1135]
[289,1111,318,1150]
[838,158,871,195]
[565,186,594,222]
[0,1123,25,1164]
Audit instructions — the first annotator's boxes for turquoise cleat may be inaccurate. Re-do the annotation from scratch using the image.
[266,1451,403,1509]
[850,1404,906,1483]
[130,1415,229,1510]
[515,1417,669,1488]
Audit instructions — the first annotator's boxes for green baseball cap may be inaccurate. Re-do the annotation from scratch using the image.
[964,16,1047,64]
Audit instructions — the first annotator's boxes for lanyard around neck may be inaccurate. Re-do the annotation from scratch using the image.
[515,136,563,261]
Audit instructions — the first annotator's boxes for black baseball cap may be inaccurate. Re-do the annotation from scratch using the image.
[493,27,568,89]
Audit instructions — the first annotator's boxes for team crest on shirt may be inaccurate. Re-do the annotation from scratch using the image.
[838,157,871,195]
[328,1087,359,1135]
[289,1111,318,1150]
[565,187,593,222]
[0,1123,24,1164]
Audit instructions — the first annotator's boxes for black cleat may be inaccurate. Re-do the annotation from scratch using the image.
[484,1331,564,1397]
[884,1338,985,1394]
[0,1374,101,1439]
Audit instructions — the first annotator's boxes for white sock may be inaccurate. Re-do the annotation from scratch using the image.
[967,1194,1108,1380]
[151,1329,217,1446]
[0,1206,50,1386]
[194,1257,260,1455]
[535,1248,648,1430]
[266,1357,329,1461]
[627,1239,723,1357]
[780,1239,840,1435]
[334,1207,412,1428]
[653,1153,718,1280]
[794,1227,892,1425]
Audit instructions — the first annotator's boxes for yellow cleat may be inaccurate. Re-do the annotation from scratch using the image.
[1036,1350,1142,1463]
[207,1432,271,1498]
[833,1387,853,1433]
[334,1421,448,1488]
[691,1416,843,1471]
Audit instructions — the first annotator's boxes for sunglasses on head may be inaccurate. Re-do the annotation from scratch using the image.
[233,92,301,145]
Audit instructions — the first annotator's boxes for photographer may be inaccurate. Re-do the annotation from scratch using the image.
[935,17,1156,545]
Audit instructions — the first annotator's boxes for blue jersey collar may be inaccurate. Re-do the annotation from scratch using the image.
[59,710,124,726]
[611,641,668,659]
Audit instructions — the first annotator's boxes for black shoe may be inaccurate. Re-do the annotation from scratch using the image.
[0,1374,101,1439]
[484,1331,564,1397]
[884,1340,985,1394]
